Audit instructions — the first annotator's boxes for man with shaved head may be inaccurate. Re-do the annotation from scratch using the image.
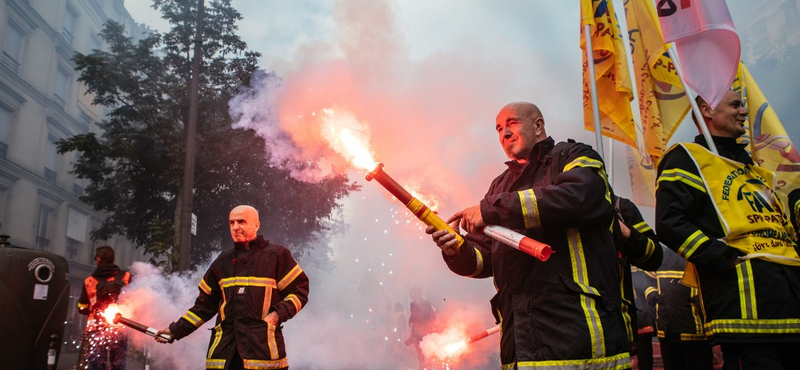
[428,102,632,368]
[156,205,309,370]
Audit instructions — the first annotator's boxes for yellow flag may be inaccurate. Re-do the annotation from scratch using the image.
[580,0,637,148]
[732,62,800,205]
[625,145,656,207]
[624,0,690,158]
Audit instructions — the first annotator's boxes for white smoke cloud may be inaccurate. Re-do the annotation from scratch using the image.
[117,261,215,370]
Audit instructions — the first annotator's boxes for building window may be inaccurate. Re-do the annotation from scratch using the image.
[36,205,53,250]
[45,134,59,184]
[63,4,78,44]
[54,68,70,108]
[0,106,12,159]
[66,237,80,259]
[1,22,25,72]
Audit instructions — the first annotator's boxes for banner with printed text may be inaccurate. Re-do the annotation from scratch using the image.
[624,0,690,158]
[581,0,637,148]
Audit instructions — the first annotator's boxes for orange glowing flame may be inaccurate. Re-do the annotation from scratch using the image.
[100,304,122,323]
[321,107,378,171]
[444,340,468,357]
[421,327,471,360]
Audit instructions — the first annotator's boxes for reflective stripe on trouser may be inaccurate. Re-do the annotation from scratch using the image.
[243,358,288,369]
[501,352,632,369]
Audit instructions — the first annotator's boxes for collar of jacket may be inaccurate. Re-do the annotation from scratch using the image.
[693,134,753,165]
[92,264,121,278]
[235,235,268,251]
[504,136,555,172]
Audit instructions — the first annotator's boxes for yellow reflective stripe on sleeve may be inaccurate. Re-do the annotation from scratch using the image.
[563,156,612,204]
[705,319,800,335]
[206,359,225,369]
[736,261,758,319]
[644,287,658,298]
[518,189,541,229]
[278,265,303,291]
[219,276,276,289]
[199,278,212,295]
[243,358,289,369]
[285,294,303,312]
[677,230,709,259]
[566,228,606,358]
[632,239,656,265]
[181,310,204,327]
[657,168,706,193]
[467,246,484,277]
[633,221,651,233]
[207,325,224,359]
[78,302,88,309]
[511,351,631,369]
[267,322,279,359]
[563,156,604,172]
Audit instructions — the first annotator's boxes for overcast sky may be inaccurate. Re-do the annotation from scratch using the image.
[121,1,799,368]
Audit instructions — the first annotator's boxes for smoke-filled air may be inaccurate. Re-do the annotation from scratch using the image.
[121,0,607,369]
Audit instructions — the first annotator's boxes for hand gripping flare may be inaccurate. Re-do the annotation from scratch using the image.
[366,163,551,261]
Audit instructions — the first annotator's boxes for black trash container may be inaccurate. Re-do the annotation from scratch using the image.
[0,237,70,370]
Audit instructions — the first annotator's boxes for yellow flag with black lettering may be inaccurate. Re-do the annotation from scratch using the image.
[580,0,637,148]
[624,0,690,157]
[732,62,800,205]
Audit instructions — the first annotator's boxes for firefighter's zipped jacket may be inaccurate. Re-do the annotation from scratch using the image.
[656,135,800,343]
[443,137,631,369]
[169,235,309,370]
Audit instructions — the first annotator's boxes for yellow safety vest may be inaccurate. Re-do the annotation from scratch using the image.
[682,143,799,266]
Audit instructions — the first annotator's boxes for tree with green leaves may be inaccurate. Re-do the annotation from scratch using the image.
[59,0,355,270]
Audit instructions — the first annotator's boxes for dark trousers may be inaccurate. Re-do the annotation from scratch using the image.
[635,336,654,370]
[721,342,796,370]
[659,339,713,370]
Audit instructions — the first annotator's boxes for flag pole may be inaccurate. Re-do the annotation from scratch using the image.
[667,45,719,155]
[584,23,605,161]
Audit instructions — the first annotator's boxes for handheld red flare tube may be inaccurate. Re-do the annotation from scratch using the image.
[482,225,551,262]
[366,163,465,249]
[468,324,501,343]
[113,313,174,343]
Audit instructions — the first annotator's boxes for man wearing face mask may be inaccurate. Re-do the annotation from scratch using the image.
[155,205,309,370]
[428,102,631,369]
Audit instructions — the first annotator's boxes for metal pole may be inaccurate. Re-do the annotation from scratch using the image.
[179,0,204,271]
[667,46,719,155]
[584,23,605,161]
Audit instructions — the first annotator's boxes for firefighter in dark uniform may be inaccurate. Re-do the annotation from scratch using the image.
[656,91,800,369]
[630,266,657,370]
[156,205,309,370]
[614,195,663,362]
[428,102,632,369]
[77,245,132,370]
[653,247,713,370]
